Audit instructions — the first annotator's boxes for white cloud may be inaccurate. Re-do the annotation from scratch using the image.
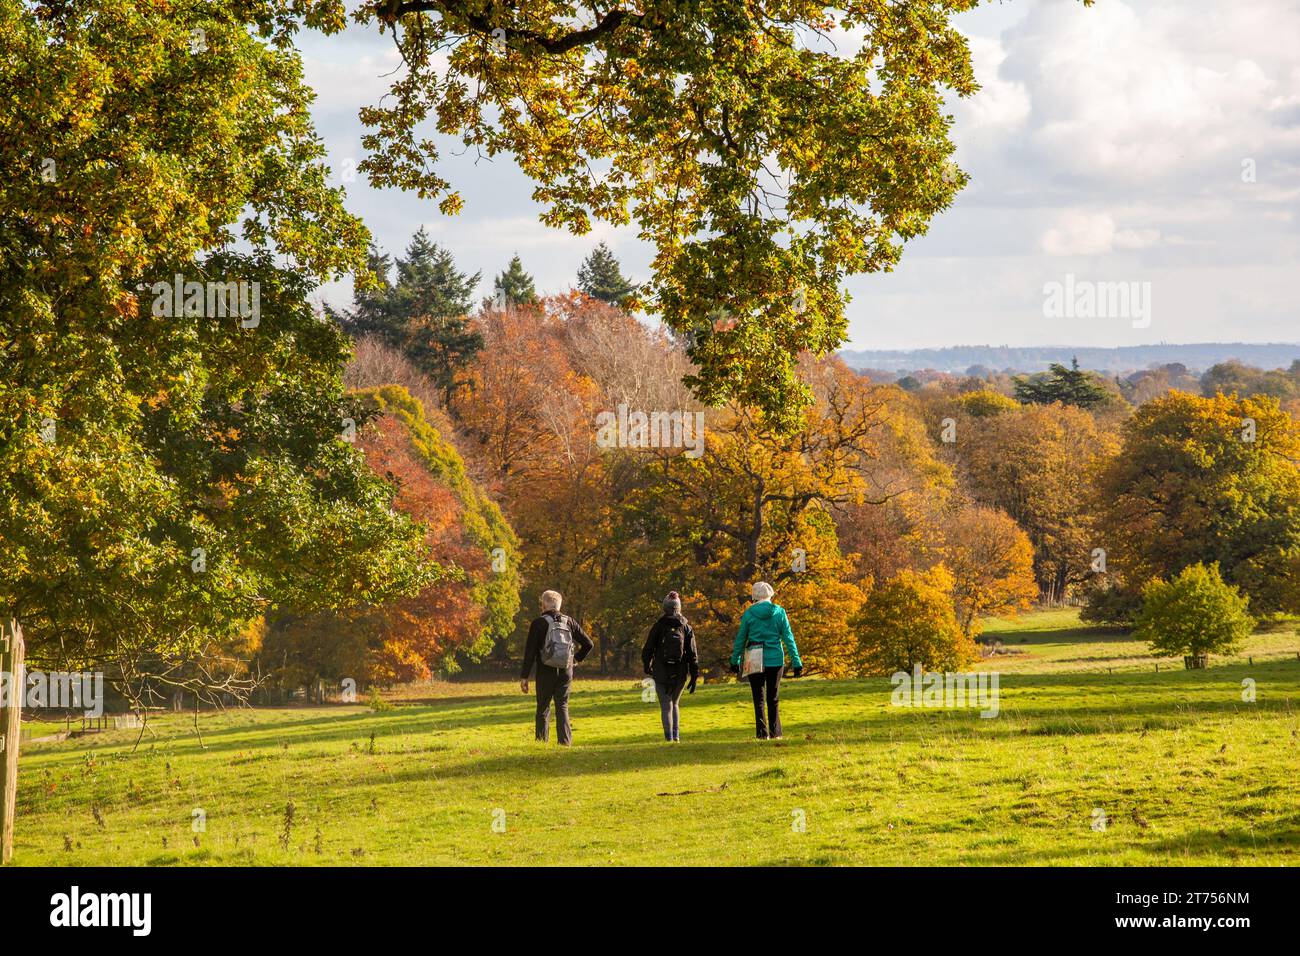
[1000,0,1298,184]
[1039,210,1160,257]
[1114,227,1162,250]
[965,36,1031,131]
[1040,210,1118,256]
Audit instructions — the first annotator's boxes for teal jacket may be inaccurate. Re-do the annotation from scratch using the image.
[731,601,802,670]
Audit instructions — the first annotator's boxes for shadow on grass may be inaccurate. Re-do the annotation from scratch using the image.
[1138,816,1300,859]
[991,626,1137,647]
[23,660,1300,770]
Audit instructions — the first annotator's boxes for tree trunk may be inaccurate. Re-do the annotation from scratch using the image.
[744,486,764,581]
[1,618,25,865]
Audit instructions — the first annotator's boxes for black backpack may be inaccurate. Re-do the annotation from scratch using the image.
[659,618,685,666]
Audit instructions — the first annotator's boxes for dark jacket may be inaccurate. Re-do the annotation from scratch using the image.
[641,612,699,685]
[521,611,594,679]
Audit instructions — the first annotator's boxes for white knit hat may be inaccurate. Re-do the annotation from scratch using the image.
[751,581,774,602]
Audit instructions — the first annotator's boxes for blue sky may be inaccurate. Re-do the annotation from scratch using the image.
[298,1,1300,350]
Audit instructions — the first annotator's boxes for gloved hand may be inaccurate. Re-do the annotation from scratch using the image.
[687,676,697,694]
[792,667,803,678]
[730,664,739,676]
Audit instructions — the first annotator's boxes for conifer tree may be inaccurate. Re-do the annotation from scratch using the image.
[337,229,484,406]
[577,242,637,305]
[1014,358,1109,409]
[492,255,538,308]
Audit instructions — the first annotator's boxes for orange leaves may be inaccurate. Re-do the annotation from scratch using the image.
[354,411,489,676]
[361,414,463,541]
[939,505,1038,639]
[457,300,604,492]
[112,290,140,320]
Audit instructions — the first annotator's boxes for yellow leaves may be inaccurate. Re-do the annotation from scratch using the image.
[853,563,973,674]
[350,2,983,427]
[141,389,170,411]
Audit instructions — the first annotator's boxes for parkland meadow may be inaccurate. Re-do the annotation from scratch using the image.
[8,0,1300,881]
[13,611,1300,867]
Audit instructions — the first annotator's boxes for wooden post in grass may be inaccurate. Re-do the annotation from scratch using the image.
[1,618,25,865]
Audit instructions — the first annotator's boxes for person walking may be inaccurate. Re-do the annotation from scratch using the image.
[641,591,699,742]
[730,582,802,740]
[520,590,593,745]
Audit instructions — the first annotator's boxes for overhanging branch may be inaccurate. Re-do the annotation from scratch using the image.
[381,2,646,54]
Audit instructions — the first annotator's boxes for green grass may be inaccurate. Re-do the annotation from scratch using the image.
[20,719,70,741]
[981,609,1300,673]
[13,610,1300,866]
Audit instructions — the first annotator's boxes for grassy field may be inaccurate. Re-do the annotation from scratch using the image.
[980,608,1300,674]
[12,610,1300,866]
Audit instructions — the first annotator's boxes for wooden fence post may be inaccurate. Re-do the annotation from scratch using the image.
[1,618,25,865]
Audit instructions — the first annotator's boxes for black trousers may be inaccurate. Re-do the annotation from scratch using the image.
[534,666,572,745]
[748,665,783,739]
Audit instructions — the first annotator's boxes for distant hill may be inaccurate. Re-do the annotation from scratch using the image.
[837,343,1300,375]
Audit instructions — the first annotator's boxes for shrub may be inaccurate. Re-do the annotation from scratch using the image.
[1133,563,1254,668]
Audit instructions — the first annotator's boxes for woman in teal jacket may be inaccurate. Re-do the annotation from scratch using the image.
[730,582,803,739]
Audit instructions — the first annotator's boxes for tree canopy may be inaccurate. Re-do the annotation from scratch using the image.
[1133,563,1254,663]
[852,566,974,674]
[264,385,521,685]
[1013,360,1111,410]
[0,0,431,700]
[492,255,539,308]
[1097,391,1300,613]
[948,401,1116,603]
[334,229,484,406]
[354,0,983,429]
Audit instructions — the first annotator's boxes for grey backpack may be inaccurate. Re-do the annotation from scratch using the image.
[541,613,574,669]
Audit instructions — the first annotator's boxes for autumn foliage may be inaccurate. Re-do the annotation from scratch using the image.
[262,386,519,686]
[298,279,1300,685]
[852,566,977,675]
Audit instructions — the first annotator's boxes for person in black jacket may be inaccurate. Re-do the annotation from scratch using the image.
[641,591,699,742]
[520,590,593,746]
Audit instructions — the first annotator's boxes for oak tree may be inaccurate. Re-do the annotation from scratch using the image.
[0,0,431,701]
[354,0,985,429]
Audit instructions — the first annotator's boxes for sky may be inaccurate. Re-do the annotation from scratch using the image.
[297,0,1300,351]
